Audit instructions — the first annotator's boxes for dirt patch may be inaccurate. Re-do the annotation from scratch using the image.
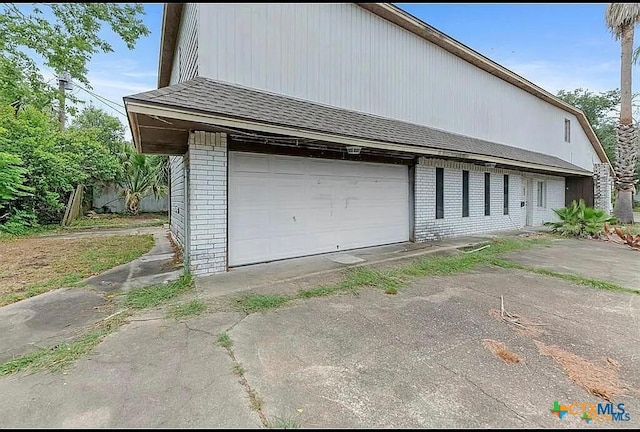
[483,339,522,364]
[534,340,628,401]
[162,232,183,270]
[0,234,154,305]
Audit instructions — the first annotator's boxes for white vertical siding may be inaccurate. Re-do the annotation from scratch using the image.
[169,155,186,248]
[170,3,198,85]
[197,3,599,172]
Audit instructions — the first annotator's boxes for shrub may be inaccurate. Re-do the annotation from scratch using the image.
[545,199,617,237]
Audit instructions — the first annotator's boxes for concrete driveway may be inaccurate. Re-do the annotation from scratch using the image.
[0,236,639,428]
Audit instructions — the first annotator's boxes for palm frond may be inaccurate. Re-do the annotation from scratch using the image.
[605,3,640,38]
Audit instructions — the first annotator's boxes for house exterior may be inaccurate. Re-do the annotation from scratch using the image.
[124,3,613,276]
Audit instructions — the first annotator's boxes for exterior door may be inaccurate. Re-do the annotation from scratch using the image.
[524,179,534,226]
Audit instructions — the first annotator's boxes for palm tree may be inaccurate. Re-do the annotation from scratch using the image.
[115,144,168,215]
[606,3,640,223]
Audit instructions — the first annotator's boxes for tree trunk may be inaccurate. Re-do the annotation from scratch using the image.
[613,22,637,223]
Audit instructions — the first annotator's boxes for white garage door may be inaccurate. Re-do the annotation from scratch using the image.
[228,152,409,266]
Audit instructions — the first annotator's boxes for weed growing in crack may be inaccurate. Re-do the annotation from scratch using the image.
[217,332,233,349]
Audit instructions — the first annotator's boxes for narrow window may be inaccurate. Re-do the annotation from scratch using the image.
[537,181,547,207]
[436,168,444,219]
[462,170,469,217]
[564,118,571,143]
[503,174,509,215]
[484,172,491,216]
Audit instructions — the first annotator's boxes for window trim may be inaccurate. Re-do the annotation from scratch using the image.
[564,118,571,143]
[436,167,444,219]
[484,172,491,216]
[537,180,547,208]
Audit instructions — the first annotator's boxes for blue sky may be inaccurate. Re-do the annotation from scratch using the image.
[68,3,633,139]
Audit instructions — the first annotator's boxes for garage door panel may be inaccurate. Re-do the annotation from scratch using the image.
[270,209,308,235]
[229,152,409,266]
[232,153,270,173]
[270,180,307,204]
[307,158,341,175]
[271,155,308,174]
[229,209,270,240]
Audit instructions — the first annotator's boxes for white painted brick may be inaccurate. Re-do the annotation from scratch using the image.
[413,157,565,241]
[185,131,228,276]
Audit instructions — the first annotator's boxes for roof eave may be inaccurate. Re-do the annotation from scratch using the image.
[125,98,592,177]
[157,3,184,89]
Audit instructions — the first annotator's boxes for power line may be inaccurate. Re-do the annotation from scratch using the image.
[73,83,127,117]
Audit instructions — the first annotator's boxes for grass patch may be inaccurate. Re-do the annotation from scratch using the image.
[169,299,207,319]
[0,234,155,307]
[234,237,554,313]
[0,311,129,376]
[488,258,639,295]
[68,213,168,229]
[232,362,245,376]
[248,389,264,412]
[81,235,155,273]
[217,332,233,349]
[125,273,194,309]
[266,415,301,429]
[236,294,293,314]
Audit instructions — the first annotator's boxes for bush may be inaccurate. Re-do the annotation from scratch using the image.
[545,199,617,237]
[0,209,38,235]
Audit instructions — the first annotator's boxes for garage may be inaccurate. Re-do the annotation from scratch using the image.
[228,152,410,266]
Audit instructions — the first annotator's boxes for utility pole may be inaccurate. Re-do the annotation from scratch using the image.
[57,71,72,131]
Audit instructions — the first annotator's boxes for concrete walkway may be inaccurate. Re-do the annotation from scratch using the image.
[0,226,180,363]
[196,228,540,299]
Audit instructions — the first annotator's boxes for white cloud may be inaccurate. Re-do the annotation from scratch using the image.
[499,58,621,95]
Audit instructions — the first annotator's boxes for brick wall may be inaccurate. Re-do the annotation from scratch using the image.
[414,158,564,240]
[186,131,228,276]
[593,162,613,215]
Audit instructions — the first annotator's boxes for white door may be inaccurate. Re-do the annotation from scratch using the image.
[229,152,410,266]
[524,179,534,226]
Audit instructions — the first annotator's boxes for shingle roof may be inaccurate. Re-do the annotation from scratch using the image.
[125,77,590,174]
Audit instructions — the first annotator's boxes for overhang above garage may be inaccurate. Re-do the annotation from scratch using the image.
[124,76,594,177]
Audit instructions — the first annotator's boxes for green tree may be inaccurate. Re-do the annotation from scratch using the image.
[605,3,640,223]
[0,105,119,223]
[115,144,168,215]
[0,3,149,87]
[70,106,127,153]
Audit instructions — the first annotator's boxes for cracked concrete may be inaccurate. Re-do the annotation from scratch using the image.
[0,226,181,363]
[0,313,260,428]
[2,236,640,428]
[227,267,640,428]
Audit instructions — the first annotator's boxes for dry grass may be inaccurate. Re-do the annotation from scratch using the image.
[0,234,154,306]
[483,339,522,364]
[535,340,628,401]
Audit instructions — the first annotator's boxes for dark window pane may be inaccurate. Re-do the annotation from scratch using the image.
[462,170,469,217]
[436,168,444,219]
[484,172,491,216]
[503,174,509,215]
